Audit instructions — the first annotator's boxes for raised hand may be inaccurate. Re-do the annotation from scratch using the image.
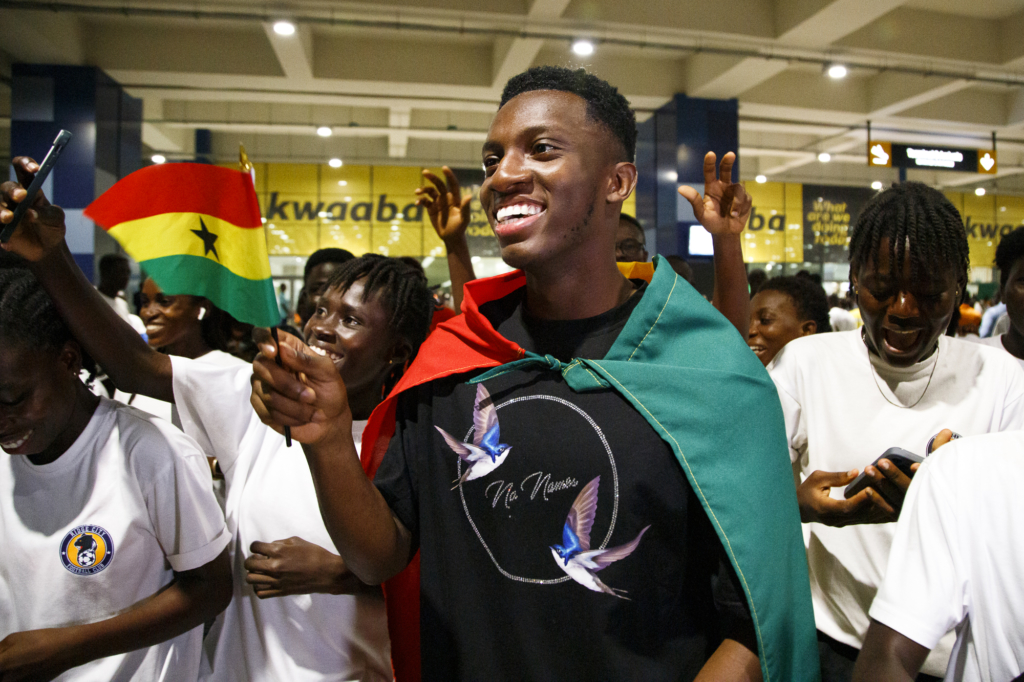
[244,537,373,599]
[250,327,351,445]
[677,152,752,236]
[415,167,472,244]
[0,157,67,262]
[797,469,898,526]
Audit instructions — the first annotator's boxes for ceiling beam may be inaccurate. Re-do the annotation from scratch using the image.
[490,0,573,90]
[262,22,314,82]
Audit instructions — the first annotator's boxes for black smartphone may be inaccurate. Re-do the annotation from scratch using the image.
[844,447,924,499]
[0,129,73,243]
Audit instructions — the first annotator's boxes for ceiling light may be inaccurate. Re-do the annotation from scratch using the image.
[317,126,333,137]
[572,40,594,56]
[827,64,848,79]
[151,154,166,164]
[975,187,986,196]
[755,174,767,184]
[338,180,347,186]
[818,152,831,163]
[273,21,296,36]
[328,157,342,168]
[871,181,883,190]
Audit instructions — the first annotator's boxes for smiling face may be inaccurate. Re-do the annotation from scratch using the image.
[0,341,83,459]
[747,289,816,366]
[479,90,632,274]
[1004,257,1024,342]
[139,278,204,352]
[302,277,409,398]
[853,237,960,368]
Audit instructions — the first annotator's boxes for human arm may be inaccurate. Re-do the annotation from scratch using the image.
[0,549,231,681]
[244,537,382,599]
[416,167,476,311]
[695,637,762,682]
[852,620,929,682]
[0,157,173,401]
[249,328,413,585]
[677,152,751,336]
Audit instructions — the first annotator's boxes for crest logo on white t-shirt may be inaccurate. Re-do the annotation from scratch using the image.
[60,525,114,575]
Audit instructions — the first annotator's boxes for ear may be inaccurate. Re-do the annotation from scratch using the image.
[800,320,817,337]
[388,338,414,368]
[58,340,84,377]
[606,162,637,204]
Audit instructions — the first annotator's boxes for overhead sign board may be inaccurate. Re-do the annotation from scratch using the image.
[869,142,997,174]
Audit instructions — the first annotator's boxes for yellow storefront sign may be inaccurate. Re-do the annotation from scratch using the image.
[740,181,804,264]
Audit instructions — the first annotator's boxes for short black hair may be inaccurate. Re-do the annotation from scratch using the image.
[304,248,355,282]
[996,228,1024,288]
[325,254,433,360]
[848,181,969,289]
[618,214,645,241]
[500,66,637,162]
[98,253,128,276]
[757,276,832,333]
[0,267,74,352]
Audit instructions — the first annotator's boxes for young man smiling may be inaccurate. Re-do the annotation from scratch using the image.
[251,66,817,682]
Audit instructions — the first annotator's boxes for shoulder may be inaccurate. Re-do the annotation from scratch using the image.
[941,336,1024,382]
[917,431,1024,502]
[106,399,208,471]
[770,330,862,376]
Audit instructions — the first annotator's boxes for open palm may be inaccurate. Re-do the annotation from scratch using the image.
[677,151,752,236]
[415,166,472,243]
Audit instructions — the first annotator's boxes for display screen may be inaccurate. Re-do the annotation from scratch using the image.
[688,224,714,257]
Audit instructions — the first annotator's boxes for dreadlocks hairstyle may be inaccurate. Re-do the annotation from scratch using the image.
[757,276,832,333]
[304,248,355,282]
[996,228,1024,289]
[500,66,637,162]
[325,253,433,361]
[848,181,970,293]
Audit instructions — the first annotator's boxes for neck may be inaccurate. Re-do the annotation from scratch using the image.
[1001,326,1024,360]
[165,333,212,360]
[348,384,380,422]
[98,283,120,298]
[522,257,632,321]
[29,383,100,466]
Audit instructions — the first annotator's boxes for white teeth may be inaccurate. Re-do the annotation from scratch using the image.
[309,346,343,362]
[309,346,326,356]
[496,203,543,222]
[1,430,32,450]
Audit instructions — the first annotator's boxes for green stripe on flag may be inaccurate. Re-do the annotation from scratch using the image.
[140,254,280,328]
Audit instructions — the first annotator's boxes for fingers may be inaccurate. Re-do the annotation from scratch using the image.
[807,468,859,489]
[717,152,737,185]
[11,157,40,189]
[877,458,913,493]
[249,540,279,557]
[442,166,462,200]
[677,185,705,221]
[731,183,752,219]
[701,151,718,187]
[254,329,336,382]
[929,428,955,453]
[252,355,314,404]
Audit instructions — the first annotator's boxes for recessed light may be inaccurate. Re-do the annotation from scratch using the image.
[818,152,831,163]
[975,187,986,196]
[151,154,166,164]
[317,126,333,137]
[273,21,296,36]
[755,175,767,184]
[338,180,347,186]
[328,158,342,168]
[827,64,848,79]
[871,181,883,190]
[572,40,594,56]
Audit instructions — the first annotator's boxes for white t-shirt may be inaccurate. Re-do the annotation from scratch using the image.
[169,356,391,682]
[972,334,1024,371]
[829,307,858,332]
[769,330,1024,675]
[0,398,230,681]
[870,431,1024,682]
[99,290,146,335]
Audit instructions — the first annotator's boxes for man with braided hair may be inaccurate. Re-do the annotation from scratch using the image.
[251,65,818,681]
[768,181,1024,681]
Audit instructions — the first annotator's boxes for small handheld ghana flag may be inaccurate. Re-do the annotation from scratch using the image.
[84,163,278,327]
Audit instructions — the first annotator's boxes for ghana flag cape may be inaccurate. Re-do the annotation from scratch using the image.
[361,258,819,682]
[84,163,278,327]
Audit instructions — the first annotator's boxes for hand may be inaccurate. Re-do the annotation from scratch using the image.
[249,327,351,445]
[0,157,67,262]
[861,458,919,511]
[415,167,471,244]
[0,628,78,682]
[928,428,956,453]
[677,152,752,236]
[797,469,898,526]
[244,537,370,598]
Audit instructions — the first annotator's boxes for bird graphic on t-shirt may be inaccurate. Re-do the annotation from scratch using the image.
[550,476,650,599]
[435,383,512,488]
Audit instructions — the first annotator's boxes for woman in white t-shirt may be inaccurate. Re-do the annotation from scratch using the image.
[974,228,1024,370]
[768,182,1024,682]
[1,156,435,681]
[0,268,232,680]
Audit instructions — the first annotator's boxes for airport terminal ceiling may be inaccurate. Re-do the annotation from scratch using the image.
[2,0,1024,194]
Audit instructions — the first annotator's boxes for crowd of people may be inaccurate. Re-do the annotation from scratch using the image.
[1,65,1023,682]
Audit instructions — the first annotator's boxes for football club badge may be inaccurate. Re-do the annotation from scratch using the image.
[60,525,114,575]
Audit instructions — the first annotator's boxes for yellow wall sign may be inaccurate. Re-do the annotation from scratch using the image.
[240,162,635,258]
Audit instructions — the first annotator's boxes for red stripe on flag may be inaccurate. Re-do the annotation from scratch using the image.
[85,163,263,229]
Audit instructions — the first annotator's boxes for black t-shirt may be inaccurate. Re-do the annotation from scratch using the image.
[374,284,751,681]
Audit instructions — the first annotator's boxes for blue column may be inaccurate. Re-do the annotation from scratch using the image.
[635,94,738,295]
[10,65,141,282]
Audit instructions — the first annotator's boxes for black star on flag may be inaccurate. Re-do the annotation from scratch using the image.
[191,217,220,261]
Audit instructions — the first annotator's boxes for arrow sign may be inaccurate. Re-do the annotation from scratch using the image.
[978,151,997,174]
[869,141,892,167]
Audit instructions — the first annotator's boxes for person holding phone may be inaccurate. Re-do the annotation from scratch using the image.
[767,182,1024,681]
